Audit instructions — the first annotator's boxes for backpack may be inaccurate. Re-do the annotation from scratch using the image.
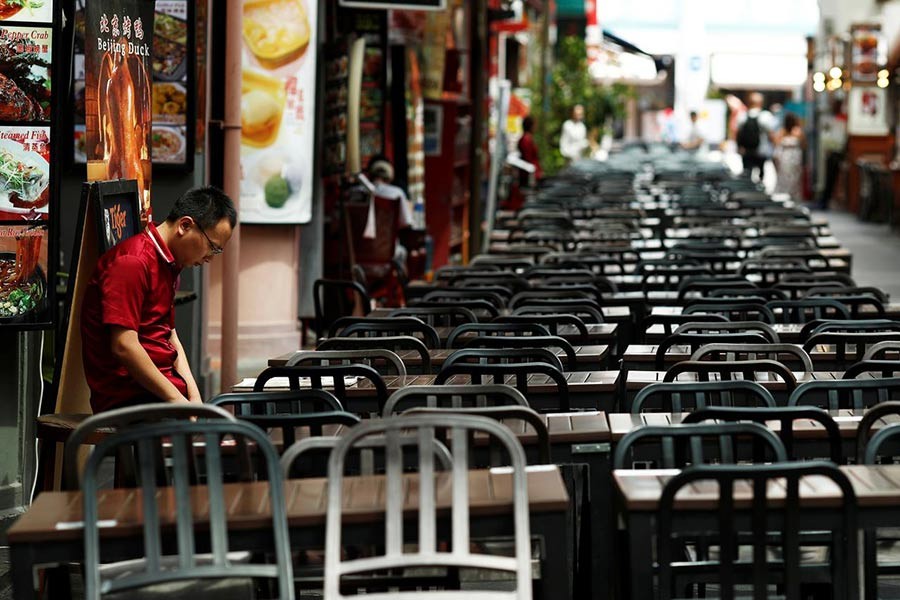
[736,115,761,152]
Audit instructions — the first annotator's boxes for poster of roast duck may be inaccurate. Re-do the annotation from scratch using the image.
[0,0,58,329]
[84,0,154,224]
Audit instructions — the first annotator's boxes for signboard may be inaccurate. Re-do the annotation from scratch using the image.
[93,179,141,252]
[339,0,445,9]
[0,1,58,330]
[240,0,318,224]
[83,0,156,223]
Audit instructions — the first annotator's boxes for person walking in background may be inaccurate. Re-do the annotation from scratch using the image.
[559,104,589,162]
[772,112,806,200]
[518,115,542,186]
[735,92,777,182]
[681,110,706,154]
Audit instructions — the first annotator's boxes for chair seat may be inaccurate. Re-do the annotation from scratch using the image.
[101,553,254,600]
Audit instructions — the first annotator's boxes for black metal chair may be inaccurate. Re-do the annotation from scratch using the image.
[802,332,900,367]
[862,340,900,361]
[860,418,900,598]
[789,377,900,410]
[710,287,790,302]
[210,389,345,415]
[382,384,529,417]
[800,318,900,341]
[509,288,596,308]
[689,343,814,373]
[445,322,552,349]
[766,298,851,323]
[631,380,776,414]
[655,333,770,370]
[494,313,589,338]
[683,301,776,323]
[284,349,407,381]
[388,305,479,328]
[855,401,900,463]
[511,301,605,324]
[805,292,886,318]
[462,334,578,371]
[443,347,564,372]
[663,359,797,393]
[329,316,441,349]
[408,299,500,321]
[683,406,842,462]
[313,279,371,339]
[843,360,900,379]
[317,335,432,374]
[254,364,389,414]
[423,288,510,309]
[82,420,294,600]
[642,313,729,340]
[657,462,858,600]
[671,320,780,343]
[435,362,570,412]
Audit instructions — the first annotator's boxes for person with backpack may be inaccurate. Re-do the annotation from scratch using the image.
[735,92,777,183]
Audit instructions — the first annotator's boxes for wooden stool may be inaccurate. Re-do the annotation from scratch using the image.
[36,413,111,492]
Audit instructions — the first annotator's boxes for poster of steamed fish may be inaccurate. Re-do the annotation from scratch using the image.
[240,0,317,224]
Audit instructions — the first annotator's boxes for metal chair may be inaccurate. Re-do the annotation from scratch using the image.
[313,279,371,339]
[462,334,578,371]
[657,463,858,600]
[862,340,900,361]
[495,313,589,337]
[254,364,389,414]
[285,349,407,382]
[855,401,900,463]
[672,320,780,343]
[802,332,900,367]
[859,418,900,598]
[664,359,797,393]
[329,316,441,349]
[766,298,851,323]
[382,384,529,417]
[512,301,605,324]
[210,389,345,415]
[843,360,900,379]
[683,406,842,462]
[655,332,770,370]
[445,322,552,349]
[631,380,776,414]
[388,305,479,328]
[321,414,533,599]
[443,347,564,372]
[689,343,814,373]
[435,361,570,412]
[82,420,294,600]
[317,336,432,374]
[642,313,729,339]
[423,288,510,309]
[800,318,900,341]
[409,299,500,321]
[683,301,776,323]
[789,377,900,410]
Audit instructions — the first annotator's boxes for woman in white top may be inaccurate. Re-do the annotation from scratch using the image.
[559,104,589,162]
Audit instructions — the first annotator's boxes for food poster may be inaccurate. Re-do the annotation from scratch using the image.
[323,40,348,176]
[240,0,317,224]
[851,24,885,83]
[0,223,50,326]
[151,0,188,165]
[405,48,425,219]
[84,0,155,223]
[0,0,53,24]
[0,126,50,220]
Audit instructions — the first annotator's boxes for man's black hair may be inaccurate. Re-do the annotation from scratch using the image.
[165,186,237,230]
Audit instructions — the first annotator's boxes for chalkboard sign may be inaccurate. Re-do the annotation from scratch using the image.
[338,0,445,9]
[92,179,142,253]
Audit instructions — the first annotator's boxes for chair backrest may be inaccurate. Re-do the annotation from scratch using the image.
[631,380,776,413]
[445,322,552,349]
[801,318,900,341]
[807,285,888,303]
[862,340,900,361]
[313,279,372,339]
[511,301,605,324]
[842,359,900,379]
[494,313,589,338]
[410,299,500,321]
[82,420,294,600]
[508,287,595,307]
[389,305,478,327]
[710,286,790,302]
[402,405,552,465]
[663,359,797,392]
[643,313,729,338]
[322,414,533,599]
[318,335,432,374]
[690,343,814,374]
[655,332,770,370]
[64,403,237,491]
[683,301,775,323]
[285,349,407,381]
[254,364,389,413]
[789,377,900,410]
[435,361,570,412]
[802,332,900,365]
[806,292,885,318]
[672,320,780,343]
[856,401,900,463]
[443,347,564,372]
[423,288,509,309]
[240,411,361,450]
[677,277,756,300]
[462,334,578,371]
[613,422,787,468]
[382,384,529,417]
[346,195,401,265]
[683,406,842,462]
[330,316,441,349]
[766,298,851,323]
[657,462,858,600]
[210,388,345,414]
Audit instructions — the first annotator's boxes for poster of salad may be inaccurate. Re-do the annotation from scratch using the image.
[240,0,317,224]
[0,0,54,24]
[0,126,50,220]
[0,223,49,326]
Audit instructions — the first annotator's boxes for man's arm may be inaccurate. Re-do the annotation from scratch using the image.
[170,329,202,404]
[110,326,189,403]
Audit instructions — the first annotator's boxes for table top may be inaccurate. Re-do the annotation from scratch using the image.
[606,409,900,441]
[644,323,804,343]
[615,464,900,511]
[622,343,845,365]
[619,369,855,392]
[433,324,619,345]
[8,466,570,545]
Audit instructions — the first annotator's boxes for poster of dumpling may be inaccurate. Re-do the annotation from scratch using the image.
[240,0,317,224]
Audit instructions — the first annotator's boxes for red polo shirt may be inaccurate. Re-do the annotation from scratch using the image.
[81,223,187,412]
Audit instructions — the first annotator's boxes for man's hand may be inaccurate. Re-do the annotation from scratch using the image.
[110,326,188,402]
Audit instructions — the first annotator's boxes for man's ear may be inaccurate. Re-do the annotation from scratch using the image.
[176,216,193,235]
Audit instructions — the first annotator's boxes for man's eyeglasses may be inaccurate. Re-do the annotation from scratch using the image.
[192,220,223,256]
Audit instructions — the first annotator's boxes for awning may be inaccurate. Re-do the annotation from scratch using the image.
[589,29,660,82]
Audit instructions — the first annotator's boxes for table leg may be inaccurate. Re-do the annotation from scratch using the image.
[534,509,571,600]
[626,511,655,600]
[573,444,612,600]
[10,543,36,600]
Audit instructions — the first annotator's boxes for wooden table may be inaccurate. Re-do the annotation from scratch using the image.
[652,303,900,321]
[614,464,900,600]
[621,343,844,370]
[235,371,622,413]
[644,323,805,344]
[9,468,571,600]
[272,344,611,373]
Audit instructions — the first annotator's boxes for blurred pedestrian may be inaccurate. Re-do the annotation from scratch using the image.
[559,104,589,162]
[772,112,805,200]
[518,115,542,185]
[735,92,777,182]
[681,110,706,154]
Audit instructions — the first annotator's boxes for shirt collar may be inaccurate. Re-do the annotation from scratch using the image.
[146,222,177,268]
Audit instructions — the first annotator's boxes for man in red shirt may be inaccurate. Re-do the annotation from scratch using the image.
[81,186,236,413]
